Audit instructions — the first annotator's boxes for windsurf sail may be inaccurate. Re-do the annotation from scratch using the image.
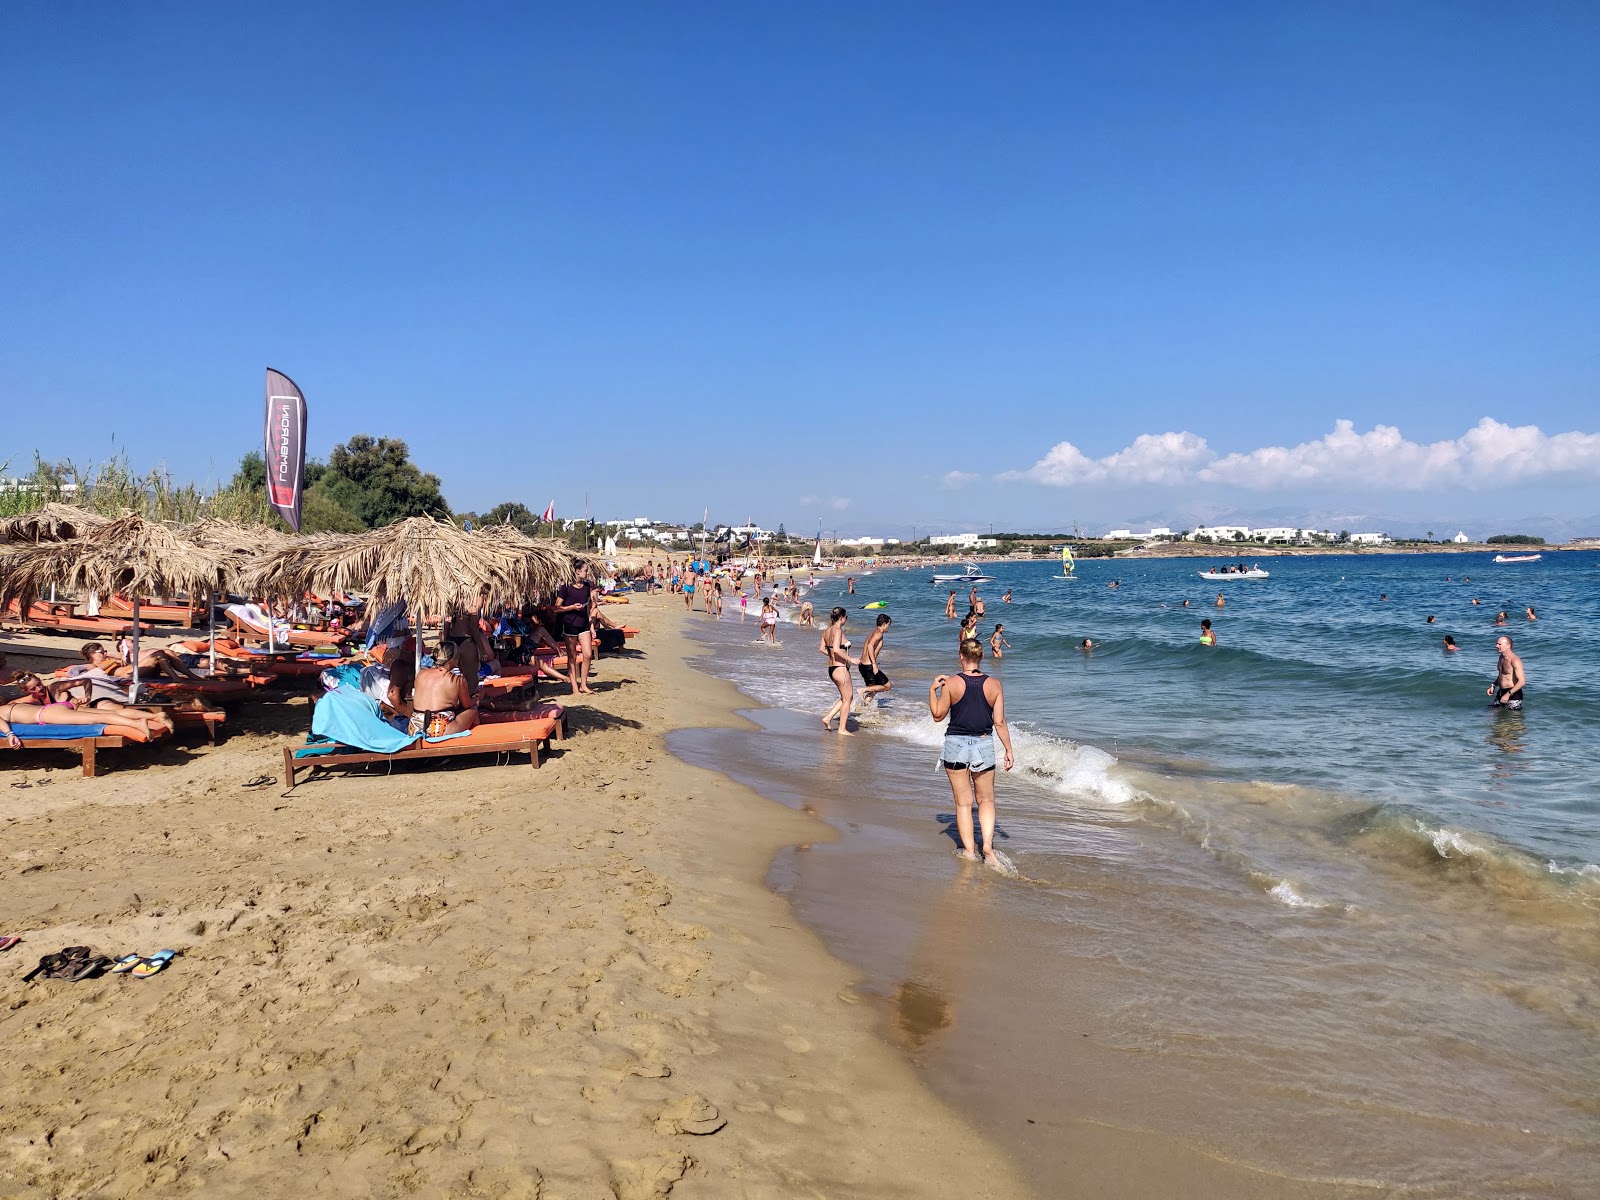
[812,538,823,566]
[1061,544,1075,573]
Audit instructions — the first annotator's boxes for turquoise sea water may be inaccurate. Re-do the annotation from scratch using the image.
[672,551,1600,1197]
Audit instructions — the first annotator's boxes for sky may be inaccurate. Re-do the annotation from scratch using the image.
[3,2,1597,538]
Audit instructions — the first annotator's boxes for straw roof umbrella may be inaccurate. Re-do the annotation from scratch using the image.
[181,518,294,668]
[0,513,228,700]
[473,522,603,581]
[242,517,585,673]
[0,503,110,544]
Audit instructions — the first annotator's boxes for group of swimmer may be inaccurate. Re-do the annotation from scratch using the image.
[799,563,1536,871]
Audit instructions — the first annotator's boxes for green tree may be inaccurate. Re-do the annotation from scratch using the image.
[320,435,450,527]
[300,484,365,533]
[482,501,541,536]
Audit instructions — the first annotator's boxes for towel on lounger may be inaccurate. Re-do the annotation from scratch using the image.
[6,723,109,740]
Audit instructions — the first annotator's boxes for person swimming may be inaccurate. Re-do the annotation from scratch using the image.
[1199,618,1216,646]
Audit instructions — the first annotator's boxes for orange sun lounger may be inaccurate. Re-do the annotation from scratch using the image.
[226,609,349,651]
[5,602,150,636]
[280,714,564,791]
[4,722,164,777]
[101,596,206,625]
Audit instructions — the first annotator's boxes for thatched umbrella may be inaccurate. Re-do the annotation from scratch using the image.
[242,517,584,674]
[182,519,293,669]
[473,522,603,581]
[0,514,228,701]
[0,503,111,545]
[0,504,115,603]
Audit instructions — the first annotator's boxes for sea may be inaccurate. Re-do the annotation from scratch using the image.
[669,551,1600,1198]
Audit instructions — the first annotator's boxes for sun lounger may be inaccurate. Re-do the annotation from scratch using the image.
[3,721,163,777]
[225,604,349,650]
[281,716,563,790]
[4,602,150,636]
[101,597,205,625]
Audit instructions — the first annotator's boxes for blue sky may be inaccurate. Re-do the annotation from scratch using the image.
[3,2,1597,536]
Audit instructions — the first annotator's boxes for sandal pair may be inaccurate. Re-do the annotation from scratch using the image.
[22,945,114,982]
[110,949,176,978]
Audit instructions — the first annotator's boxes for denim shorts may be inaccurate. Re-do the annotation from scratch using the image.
[941,732,997,773]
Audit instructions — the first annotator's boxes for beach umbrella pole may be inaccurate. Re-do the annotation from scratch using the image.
[208,588,217,676]
[129,598,141,704]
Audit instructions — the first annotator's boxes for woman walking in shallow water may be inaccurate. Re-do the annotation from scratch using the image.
[929,638,1014,865]
[820,606,858,734]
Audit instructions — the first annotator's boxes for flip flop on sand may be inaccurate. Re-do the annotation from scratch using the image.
[109,953,143,974]
[131,949,176,978]
[0,934,22,952]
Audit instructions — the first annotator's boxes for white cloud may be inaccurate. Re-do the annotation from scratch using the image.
[1007,419,1600,491]
[1002,431,1211,486]
[801,494,853,510]
[941,470,980,488]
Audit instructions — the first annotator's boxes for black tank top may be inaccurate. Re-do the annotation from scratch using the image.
[946,671,994,737]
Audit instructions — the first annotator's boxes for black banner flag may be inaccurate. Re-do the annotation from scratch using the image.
[263,368,307,532]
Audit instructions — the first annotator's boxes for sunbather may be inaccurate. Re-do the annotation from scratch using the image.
[1,688,173,739]
[408,641,479,737]
[97,640,202,680]
[30,670,178,735]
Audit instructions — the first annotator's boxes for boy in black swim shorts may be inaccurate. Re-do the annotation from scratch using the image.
[858,613,892,698]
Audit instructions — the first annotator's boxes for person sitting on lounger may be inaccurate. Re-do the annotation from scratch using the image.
[408,640,479,737]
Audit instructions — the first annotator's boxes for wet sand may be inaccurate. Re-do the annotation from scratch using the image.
[0,597,1027,1198]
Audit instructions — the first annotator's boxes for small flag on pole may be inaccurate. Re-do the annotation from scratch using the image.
[541,501,555,523]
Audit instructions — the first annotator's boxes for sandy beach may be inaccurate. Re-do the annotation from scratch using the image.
[0,596,1028,1198]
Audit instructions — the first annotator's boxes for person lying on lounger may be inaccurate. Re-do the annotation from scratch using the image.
[30,669,177,734]
[99,640,202,680]
[2,678,174,739]
[408,640,479,737]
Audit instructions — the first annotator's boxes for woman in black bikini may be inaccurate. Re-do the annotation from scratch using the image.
[820,606,859,734]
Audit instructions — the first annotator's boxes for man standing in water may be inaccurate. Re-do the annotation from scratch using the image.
[858,613,893,700]
[929,639,1014,867]
[1488,635,1526,710]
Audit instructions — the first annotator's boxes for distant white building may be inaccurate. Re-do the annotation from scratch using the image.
[1452,531,1471,543]
[929,533,999,549]
[1106,526,1174,540]
[1188,525,1253,542]
[1252,527,1331,544]
[1349,532,1391,546]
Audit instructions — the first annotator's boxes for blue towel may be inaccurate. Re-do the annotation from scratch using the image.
[9,723,109,740]
[309,685,417,754]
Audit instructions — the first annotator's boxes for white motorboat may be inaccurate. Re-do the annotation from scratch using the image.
[932,563,995,584]
[1198,568,1270,580]
[1492,553,1542,563]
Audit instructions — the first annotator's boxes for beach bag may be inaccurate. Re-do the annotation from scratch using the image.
[598,628,626,652]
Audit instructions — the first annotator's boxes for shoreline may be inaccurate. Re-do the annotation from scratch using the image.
[0,595,1028,1198]
[669,613,1386,1200]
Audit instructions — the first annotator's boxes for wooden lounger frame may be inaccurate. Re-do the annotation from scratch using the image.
[280,716,565,791]
[11,735,134,778]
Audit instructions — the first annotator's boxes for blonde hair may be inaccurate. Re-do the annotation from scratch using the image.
[959,638,984,664]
